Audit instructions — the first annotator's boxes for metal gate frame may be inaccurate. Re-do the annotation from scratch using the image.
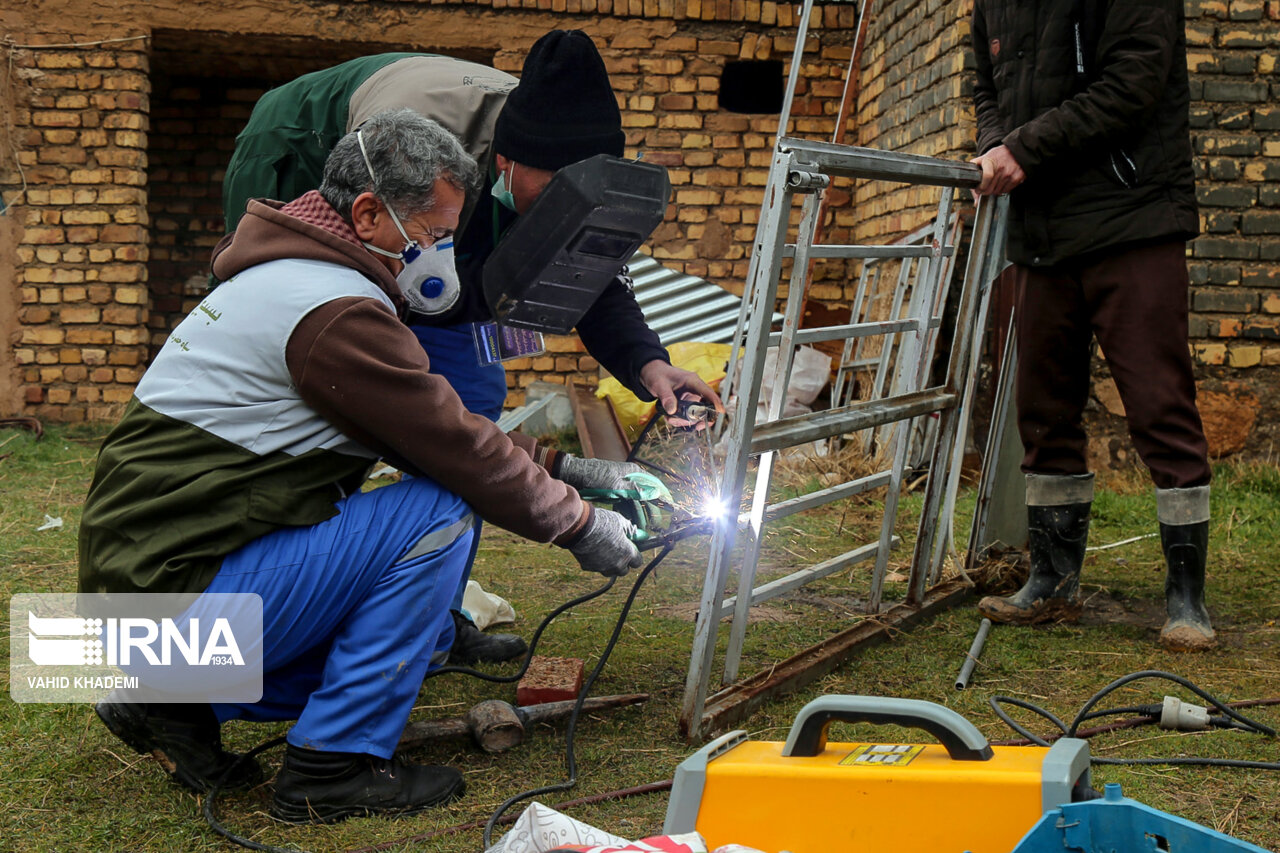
[678,144,1008,741]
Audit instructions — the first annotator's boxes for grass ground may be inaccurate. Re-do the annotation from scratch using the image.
[1,423,1278,852]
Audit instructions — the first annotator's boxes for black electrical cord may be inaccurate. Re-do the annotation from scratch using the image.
[200,574,620,852]
[990,670,1280,772]
[202,736,290,853]
[203,529,705,853]
[424,575,617,684]
[481,541,676,848]
[1065,670,1276,738]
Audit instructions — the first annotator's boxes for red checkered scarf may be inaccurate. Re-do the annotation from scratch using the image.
[280,190,362,248]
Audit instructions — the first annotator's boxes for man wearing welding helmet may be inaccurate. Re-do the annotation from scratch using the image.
[83,109,648,821]
[221,30,720,666]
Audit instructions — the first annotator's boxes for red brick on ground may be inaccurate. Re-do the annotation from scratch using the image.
[516,656,584,706]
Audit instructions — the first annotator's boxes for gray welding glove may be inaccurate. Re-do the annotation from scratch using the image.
[555,454,645,492]
[565,506,644,577]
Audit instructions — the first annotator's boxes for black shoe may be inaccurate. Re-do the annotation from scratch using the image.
[1159,520,1216,651]
[95,699,263,793]
[979,500,1090,624]
[448,610,527,665]
[271,744,464,824]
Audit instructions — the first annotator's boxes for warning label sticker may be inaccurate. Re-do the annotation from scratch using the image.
[839,744,925,767]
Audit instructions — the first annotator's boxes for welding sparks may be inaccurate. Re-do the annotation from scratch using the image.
[701,495,727,522]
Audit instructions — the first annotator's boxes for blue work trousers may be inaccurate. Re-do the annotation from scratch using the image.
[208,477,474,757]
[412,322,508,613]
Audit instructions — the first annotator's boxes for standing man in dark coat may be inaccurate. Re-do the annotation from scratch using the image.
[970,0,1215,650]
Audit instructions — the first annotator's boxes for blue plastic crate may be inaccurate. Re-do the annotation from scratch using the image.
[1012,783,1271,853]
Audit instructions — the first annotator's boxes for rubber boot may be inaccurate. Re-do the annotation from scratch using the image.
[96,698,264,793]
[271,744,464,824]
[1156,485,1214,651]
[448,610,527,665]
[978,473,1093,625]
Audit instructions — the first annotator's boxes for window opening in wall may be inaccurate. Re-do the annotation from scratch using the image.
[718,59,784,114]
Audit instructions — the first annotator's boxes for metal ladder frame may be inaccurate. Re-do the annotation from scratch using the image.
[679,137,1008,739]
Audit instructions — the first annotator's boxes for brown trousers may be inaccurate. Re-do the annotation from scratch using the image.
[1015,240,1211,490]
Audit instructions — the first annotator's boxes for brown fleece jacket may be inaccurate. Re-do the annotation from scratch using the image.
[211,193,589,545]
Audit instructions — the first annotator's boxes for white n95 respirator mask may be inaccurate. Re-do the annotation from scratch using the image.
[356,128,462,316]
[366,234,461,316]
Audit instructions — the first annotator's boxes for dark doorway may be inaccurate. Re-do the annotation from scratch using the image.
[143,30,492,358]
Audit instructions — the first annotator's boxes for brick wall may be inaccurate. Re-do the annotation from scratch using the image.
[506,27,861,401]
[4,33,152,421]
[1184,0,1280,373]
[4,1,1275,444]
[2,2,859,420]
[145,78,263,357]
[852,0,976,244]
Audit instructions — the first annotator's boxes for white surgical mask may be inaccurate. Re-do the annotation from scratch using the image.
[357,128,462,316]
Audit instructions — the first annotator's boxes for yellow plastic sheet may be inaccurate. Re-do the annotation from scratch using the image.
[596,341,732,440]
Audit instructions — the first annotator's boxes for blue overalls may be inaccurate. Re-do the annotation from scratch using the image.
[210,323,507,757]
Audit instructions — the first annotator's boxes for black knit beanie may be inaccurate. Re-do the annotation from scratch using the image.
[492,30,625,171]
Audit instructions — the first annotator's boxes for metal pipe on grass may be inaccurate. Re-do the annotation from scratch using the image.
[955,617,992,690]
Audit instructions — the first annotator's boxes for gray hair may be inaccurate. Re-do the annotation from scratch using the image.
[319,108,478,224]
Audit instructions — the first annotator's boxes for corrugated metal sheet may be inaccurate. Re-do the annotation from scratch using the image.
[626,251,779,346]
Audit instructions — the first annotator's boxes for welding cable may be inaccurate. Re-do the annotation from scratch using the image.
[202,735,290,853]
[482,541,677,848]
[202,543,683,853]
[1066,671,1276,738]
[989,671,1280,773]
[991,698,1280,748]
[424,575,617,684]
[342,780,675,853]
[199,575,617,853]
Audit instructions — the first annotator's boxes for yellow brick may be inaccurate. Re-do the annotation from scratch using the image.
[114,328,148,345]
[61,306,101,324]
[23,327,65,345]
[1228,345,1262,367]
[115,285,148,304]
[113,130,145,148]
[103,387,135,404]
[62,209,111,225]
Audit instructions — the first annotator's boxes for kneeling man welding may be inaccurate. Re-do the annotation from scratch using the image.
[79,109,652,822]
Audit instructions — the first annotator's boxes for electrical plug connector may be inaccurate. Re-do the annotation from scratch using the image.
[1159,695,1210,731]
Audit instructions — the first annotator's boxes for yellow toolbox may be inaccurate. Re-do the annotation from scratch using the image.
[663,696,1091,853]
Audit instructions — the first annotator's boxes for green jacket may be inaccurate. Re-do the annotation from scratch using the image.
[221,53,670,398]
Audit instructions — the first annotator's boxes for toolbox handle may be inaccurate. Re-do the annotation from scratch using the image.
[781,695,994,761]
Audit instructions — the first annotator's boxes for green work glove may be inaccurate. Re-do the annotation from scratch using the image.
[566,507,644,577]
[556,454,645,492]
